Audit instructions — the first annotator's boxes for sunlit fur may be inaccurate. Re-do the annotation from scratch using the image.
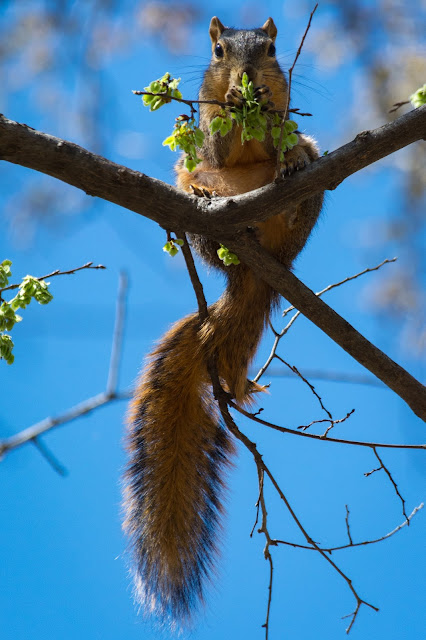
[123,16,323,627]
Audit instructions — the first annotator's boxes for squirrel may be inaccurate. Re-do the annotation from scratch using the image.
[123,16,323,626]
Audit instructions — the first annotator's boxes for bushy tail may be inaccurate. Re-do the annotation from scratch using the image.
[123,270,273,624]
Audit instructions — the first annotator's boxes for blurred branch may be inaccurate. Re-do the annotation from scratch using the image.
[0,273,131,465]
[259,368,386,387]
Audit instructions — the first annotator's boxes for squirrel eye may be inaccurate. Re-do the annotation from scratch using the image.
[215,43,224,58]
[268,43,276,57]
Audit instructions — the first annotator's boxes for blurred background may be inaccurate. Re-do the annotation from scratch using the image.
[0,1,425,639]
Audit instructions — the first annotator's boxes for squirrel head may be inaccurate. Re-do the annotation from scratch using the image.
[207,17,282,94]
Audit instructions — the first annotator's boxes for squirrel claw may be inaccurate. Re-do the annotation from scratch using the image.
[190,184,215,199]
[225,86,244,107]
[280,150,309,177]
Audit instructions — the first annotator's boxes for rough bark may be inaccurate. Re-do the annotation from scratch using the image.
[1,108,425,420]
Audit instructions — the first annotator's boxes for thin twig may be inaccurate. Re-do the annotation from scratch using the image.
[250,471,263,538]
[297,409,355,433]
[274,354,334,421]
[345,505,353,545]
[133,90,312,117]
[274,503,423,553]
[253,257,397,384]
[275,3,318,175]
[372,448,409,523]
[178,232,209,321]
[219,403,379,634]
[230,401,426,451]
[0,261,106,294]
[389,100,410,113]
[282,257,397,319]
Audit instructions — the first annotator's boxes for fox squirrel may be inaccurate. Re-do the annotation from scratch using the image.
[123,16,323,625]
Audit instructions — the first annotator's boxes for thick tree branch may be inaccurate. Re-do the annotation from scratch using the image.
[1,109,425,419]
[0,106,425,235]
[224,235,426,421]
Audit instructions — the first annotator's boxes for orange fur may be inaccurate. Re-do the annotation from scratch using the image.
[123,16,323,626]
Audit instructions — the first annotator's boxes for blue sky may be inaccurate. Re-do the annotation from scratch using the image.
[1,2,425,639]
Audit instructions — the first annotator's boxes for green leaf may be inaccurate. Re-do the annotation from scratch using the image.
[184,157,197,172]
[210,117,222,134]
[288,132,299,146]
[410,84,426,108]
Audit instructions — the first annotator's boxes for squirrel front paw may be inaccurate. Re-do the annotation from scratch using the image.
[280,146,310,176]
[225,84,274,111]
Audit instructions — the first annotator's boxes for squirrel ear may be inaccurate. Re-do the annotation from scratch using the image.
[261,17,277,41]
[209,16,226,45]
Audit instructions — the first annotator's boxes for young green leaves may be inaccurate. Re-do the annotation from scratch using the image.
[0,262,54,365]
[139,73,204,172]
[163,237,184,257]
[217,245,240,266]
[209,109,234,138]
[0,259,12,288]
[410,84,426,108]
[229,72,269,143]
[163,116,204,172]
[271,115,299,162]
[141,72,182,111]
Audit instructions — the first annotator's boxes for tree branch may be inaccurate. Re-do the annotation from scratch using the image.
[1,106,425,235]
[1,109,425,419]
[223,235,426,421]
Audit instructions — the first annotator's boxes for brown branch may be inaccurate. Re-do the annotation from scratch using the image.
[231,402,426,451]
[1,110,426,418]
[281,257,397,320]
[274,354,334,421]
[1,107,425,235]
[254,257,396,383]
[223,235,426,421]
[372,448,409,523]
[274,503,423,553]
[217,402,379,633]
[276,3,318,174]
[345,505,353,545]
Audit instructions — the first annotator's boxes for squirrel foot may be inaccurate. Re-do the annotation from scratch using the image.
[281,146,310,177]
[189,184,217,198]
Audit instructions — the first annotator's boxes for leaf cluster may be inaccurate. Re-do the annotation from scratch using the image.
[0,261,53,365]
[142,72,182,111]
[217,245,240,267]
[410,84,426,108]
[163,237,184,257]
[163,117,205,172]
